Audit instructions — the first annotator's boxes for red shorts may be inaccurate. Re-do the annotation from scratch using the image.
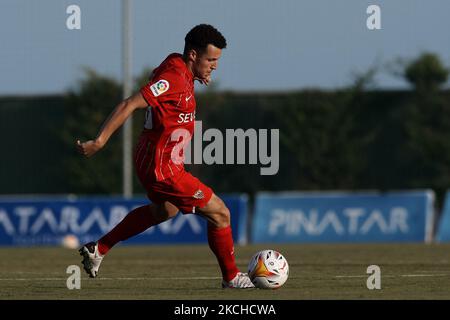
[140,170,213,214]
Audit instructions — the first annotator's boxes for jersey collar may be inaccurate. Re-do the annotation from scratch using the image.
[168,53,194,83]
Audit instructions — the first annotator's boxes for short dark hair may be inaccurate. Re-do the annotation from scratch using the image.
[183,24,227,56]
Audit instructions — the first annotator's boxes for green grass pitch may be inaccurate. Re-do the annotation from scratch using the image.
[0,243,449,300]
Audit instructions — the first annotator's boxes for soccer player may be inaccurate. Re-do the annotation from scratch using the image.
[76,24,254,289]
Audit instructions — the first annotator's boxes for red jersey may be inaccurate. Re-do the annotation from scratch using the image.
[137,53,196,181]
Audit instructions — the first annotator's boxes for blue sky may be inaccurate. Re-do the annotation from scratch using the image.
[0,0,449,95]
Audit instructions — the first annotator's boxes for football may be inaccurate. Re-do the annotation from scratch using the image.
[248,249,289,289]
[61,234,80,249]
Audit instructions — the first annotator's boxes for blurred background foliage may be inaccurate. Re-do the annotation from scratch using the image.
[1,52,449,207]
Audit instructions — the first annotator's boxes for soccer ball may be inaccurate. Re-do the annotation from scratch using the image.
[248,249,289,289]
[61,234,80,249]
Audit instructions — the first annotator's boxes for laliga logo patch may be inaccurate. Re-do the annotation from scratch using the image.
[150,79,169,97]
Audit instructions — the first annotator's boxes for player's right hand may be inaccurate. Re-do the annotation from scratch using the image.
[76,139,103,158]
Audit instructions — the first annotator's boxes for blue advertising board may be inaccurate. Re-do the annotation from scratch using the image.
[435,191,450,242]
[0,194,248,246]
[251,191,435,243]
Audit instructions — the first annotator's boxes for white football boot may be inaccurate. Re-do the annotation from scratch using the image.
[79,242,104,278]
[222,272,255,289]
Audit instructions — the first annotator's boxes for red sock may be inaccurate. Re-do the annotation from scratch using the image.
[97,205,157,255]
[207,224,240,282]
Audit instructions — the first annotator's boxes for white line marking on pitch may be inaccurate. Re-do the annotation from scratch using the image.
[399,274,449,277]
[2,274,448,281]
[0,278,64,281]
[335,274,449,278]
[0,276,221,281]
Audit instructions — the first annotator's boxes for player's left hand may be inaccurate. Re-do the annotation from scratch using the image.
[76,139,103,158]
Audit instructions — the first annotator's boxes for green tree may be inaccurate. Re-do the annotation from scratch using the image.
[61,67,154,194]
[405,53,448,92]
[401,57,450,204]
[62,68,122,193]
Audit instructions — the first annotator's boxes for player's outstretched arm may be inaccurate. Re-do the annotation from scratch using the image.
[76,92,148,158]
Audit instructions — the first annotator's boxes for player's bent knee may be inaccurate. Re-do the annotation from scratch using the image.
[214,205,230,228]
[197,194,231,228]
[150,202,178,223]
